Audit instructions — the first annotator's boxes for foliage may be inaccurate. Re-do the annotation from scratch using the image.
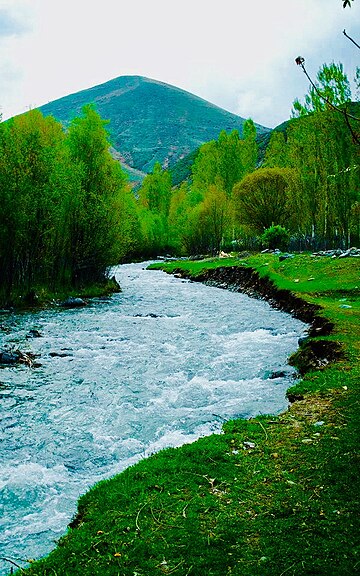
[286,109,360,248]
[292,62,351,117]
[39,75,270,175]
[137,162,172,254]
[261,224,290,251]
[191,124,258,197]
[233,167,298,233]
[263,130,288,168]
[139,162,172,215]
[0,107,130,304]
[65,105,127,284]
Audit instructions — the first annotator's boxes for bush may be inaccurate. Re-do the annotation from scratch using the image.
[261,225,290,251]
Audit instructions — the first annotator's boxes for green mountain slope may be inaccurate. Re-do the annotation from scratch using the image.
[39,76,270,177]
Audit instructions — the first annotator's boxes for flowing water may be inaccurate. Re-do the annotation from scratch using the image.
[0,262,306,574]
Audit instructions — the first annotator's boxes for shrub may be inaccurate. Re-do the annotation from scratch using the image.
[261,225,290,251]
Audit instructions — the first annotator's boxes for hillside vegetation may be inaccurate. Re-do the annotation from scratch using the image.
[39,75,269,178]
[19,253,360,575]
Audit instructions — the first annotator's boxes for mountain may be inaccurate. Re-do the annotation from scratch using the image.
[39,76,270,182]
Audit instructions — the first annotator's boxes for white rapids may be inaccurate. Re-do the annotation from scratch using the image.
[0,262,306,573]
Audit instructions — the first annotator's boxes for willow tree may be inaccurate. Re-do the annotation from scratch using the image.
[289,62,359,247]
[191,123,258,198]
[65,105,126,285]
[233,167,298,234]
[0,110,65,298]
[138,162,172,254]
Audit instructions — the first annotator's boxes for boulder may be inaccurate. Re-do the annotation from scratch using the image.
[0,351,21,364]
[26,329,42,338]
[0,349,37,367]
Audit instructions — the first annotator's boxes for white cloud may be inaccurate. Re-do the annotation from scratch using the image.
[1,0,359,125]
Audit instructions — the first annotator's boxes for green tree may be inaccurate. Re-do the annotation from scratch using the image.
[241,119,258,174]
[292,62,351,117]
[191,125,258,198]
[261,225,290,251]
[138,162,172,253]
[287,108,359,247]
[233,167,297,233]
[139,162,172,215]
[65,104,127,284]
[263,131,288,168]
[191,140,219,195]
[0,110,65,298]
[201,185,231,254]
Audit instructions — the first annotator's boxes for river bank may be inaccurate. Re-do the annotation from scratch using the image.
[16,253,360,575]
[0,275,121,312]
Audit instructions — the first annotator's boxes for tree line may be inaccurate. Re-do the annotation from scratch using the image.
[0,61,359,304]
[0,105,135,304]
[137,61,360,255]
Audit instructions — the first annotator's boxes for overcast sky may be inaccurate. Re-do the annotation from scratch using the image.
[0,0,359,128]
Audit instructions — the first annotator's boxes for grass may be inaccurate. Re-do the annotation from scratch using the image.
[17,253,360,576]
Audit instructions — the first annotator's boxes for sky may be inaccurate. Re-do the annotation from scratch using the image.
[0,0,359,128]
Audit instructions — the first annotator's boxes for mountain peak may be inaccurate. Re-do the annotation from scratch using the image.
[39,75,270,177]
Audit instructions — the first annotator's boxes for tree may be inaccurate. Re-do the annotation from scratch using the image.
[263,131,288,168]
[191,125,258,198]
[138,162,172,253]
[0,110,66,297]
[286,108,359,247]
[261,225,290,251]
[233,167,297,233]
[191,139,220,195]
[201,185,231,254]
[139,162,172,216]
[65,104,127,284]
[292,62,351,117]
[295,58,360,146]
[241,119,258,174]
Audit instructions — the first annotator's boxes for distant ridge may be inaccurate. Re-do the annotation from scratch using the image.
[39,76,270,181]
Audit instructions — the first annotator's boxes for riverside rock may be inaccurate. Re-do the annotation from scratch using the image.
[312,248,360,258]
[60,297,87,308]
[0,349,37,367]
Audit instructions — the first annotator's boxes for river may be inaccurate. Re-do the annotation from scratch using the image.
[0,262,306,574]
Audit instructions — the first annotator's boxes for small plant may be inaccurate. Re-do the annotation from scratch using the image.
[261,225,290,251]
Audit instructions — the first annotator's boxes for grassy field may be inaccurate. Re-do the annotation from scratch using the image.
[17,253,359,576]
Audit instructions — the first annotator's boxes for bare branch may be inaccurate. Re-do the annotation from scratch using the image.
[343,29,360,49]
[295,57,360,146]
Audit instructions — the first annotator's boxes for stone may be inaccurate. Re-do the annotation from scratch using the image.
[268,370,287,379]
[60,297,87,308]
[26,329,42,338]
[0,351,21,364]
[243,441,256,450]
[279,253,294,261]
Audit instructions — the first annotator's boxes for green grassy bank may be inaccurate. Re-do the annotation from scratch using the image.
[17,254,359,576]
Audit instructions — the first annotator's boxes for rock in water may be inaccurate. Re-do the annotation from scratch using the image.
[60,297,87,308]
[0,351,21,364]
